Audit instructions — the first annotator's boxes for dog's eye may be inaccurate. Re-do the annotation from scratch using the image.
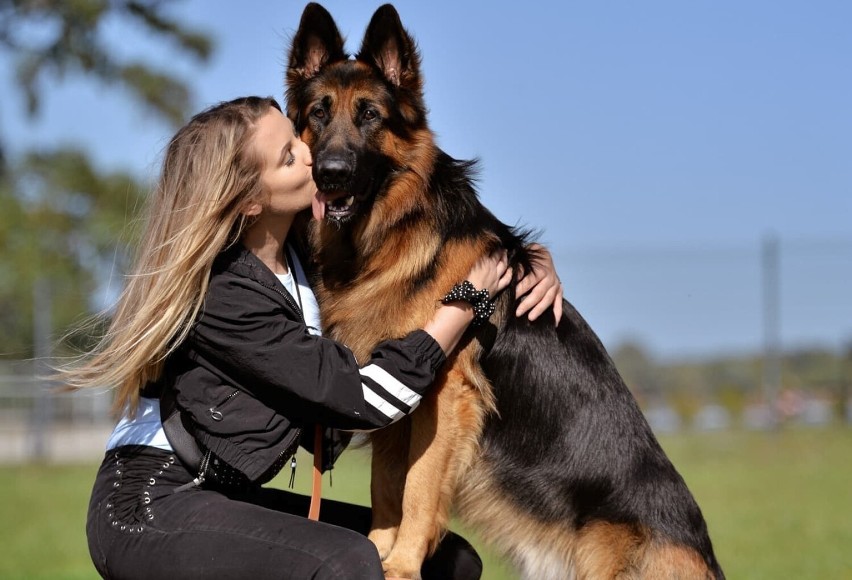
[363,109,378,121]
[312,108,326,120]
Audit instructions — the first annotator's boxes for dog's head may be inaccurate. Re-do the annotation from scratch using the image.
[286,3,434,227]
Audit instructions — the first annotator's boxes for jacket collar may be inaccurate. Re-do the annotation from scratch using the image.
[215,242,282,289]
[213,242,306,320]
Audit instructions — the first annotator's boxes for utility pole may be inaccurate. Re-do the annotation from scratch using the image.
[762,234,781,429]
[31,276,53,459]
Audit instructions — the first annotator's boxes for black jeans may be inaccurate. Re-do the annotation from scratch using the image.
[86,446,482,579]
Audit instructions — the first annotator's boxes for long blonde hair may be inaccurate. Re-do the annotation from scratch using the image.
[60,96,281,417]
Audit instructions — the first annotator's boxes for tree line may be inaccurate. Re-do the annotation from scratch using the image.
[0,0,213,360]
[612,340,852,422]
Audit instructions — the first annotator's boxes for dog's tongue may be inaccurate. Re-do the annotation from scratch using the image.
[312,192,326,221]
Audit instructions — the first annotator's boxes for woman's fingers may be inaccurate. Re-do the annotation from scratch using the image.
[465,249,509,296]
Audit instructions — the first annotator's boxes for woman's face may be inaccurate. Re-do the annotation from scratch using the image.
[252,108,316,217]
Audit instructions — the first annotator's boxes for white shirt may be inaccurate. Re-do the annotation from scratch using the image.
[106,396,172,451]
[277,245,322,336]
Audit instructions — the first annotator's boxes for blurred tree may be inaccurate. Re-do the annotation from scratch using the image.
[0,0,213,359]
[1,149,145,357]
[0,0,212,146]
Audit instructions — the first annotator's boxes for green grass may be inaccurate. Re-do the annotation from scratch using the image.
[0,463,97,580]
[660,427,852,580]
[1,427,851,579]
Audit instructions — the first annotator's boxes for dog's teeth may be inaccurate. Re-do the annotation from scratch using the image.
[344,195,355,207]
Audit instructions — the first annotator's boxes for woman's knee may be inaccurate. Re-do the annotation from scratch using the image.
[317,535,384,580]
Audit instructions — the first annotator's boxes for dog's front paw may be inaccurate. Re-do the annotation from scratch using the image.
[368,528,398,561]
[383,559,422,580]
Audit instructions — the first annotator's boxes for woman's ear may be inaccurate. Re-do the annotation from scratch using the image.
[242,202,263,217]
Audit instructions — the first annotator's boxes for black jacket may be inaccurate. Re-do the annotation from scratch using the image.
[149,243,446,483]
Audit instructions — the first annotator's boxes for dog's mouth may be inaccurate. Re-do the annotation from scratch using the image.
[313,190,359,223]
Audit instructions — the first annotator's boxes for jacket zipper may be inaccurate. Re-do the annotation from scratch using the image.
[209,390,240,421]
[254,273,306,323]
[280,427,302,487]
[173,449,212,493]
[248,263,309,485]
[257,274,308,478]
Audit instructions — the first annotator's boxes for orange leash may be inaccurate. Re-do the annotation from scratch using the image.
[308,424,323,520]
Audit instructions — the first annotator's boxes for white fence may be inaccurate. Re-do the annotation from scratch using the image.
[0,371,113,463]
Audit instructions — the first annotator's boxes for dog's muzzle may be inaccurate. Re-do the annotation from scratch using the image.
[316,153,354,191]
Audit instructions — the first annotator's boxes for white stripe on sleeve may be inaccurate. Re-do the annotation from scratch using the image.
[360,364,422,408]
[362,384,406,422]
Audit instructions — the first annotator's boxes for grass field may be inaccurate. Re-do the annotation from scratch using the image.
[2,427,851,579]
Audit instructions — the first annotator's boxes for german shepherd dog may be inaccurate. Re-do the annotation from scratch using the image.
[286,4,724,579]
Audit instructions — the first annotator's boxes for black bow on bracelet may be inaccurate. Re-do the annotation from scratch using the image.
[441,280,496,326]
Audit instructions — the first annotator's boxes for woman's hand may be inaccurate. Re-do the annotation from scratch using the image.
[423,250,511,355]
[514,243,564,325]
[465,249,513,298]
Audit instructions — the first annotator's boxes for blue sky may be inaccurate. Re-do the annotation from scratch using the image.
[2,1,850,358]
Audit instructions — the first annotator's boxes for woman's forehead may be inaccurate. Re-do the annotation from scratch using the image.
[256,109,296,143]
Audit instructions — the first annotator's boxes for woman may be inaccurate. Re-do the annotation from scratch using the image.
[63,96,563,580]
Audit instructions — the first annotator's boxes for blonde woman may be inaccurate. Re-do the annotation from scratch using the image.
[65,96,562,580]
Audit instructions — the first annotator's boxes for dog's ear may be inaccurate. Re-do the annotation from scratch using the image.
[287,3,346,86]
[357,4,422,94]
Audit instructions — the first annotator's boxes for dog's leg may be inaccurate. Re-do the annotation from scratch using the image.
[381,369,483,579]
[637,541,717,580]
[369,419,410,560]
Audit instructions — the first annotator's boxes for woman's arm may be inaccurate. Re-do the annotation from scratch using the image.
[187,252,510,432]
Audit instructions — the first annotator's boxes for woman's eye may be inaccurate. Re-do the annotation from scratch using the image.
[284,153,296,167]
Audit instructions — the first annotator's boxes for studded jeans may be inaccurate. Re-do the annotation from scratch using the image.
[86,446,482,579]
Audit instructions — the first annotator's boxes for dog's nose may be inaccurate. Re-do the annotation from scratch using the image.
[316,155,352,187]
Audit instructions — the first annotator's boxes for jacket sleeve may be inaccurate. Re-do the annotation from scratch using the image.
[187,274,446,431]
